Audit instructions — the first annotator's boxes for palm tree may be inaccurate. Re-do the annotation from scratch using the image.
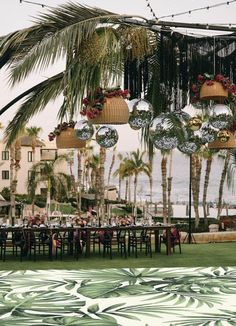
[8,129,25,225]
[98,147,106,224]
[25,126,42,163]
[113,153,123,201]
[161,151,168,224]
[167,150,173,224]
[0,3,155,145]
[202,148,215,225]
[27,154,72,218]
[191,153,202,228]
[129,149,150,205]
[25,126,42,215]
[107,146,116,186]
[217,150,231,219]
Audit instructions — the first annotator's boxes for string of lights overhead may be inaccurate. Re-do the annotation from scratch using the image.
[144,0,158,20]
[19,0,54,9]
[157,0,236,20]
[18,0,236,34]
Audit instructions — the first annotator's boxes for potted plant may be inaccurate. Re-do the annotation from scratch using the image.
[191,73,236,102]
[48,121,86,149]
[80,86,130,124]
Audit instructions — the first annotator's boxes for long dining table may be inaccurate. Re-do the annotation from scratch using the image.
[1,224,172,258]
[79,225,172,256]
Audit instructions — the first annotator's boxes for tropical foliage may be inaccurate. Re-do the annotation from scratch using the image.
[27,154,72,215]
[0,2,155,145]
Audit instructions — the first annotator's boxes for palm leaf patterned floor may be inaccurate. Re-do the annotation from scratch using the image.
[0,267,236,325]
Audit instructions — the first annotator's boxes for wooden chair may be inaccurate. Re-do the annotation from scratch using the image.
[160,227,182,254]
[117,229,127,258]
[128,229,152,258]
[0,230,7,261]
[28,230,52,261]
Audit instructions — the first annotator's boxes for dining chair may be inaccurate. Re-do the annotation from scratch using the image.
[160,227,182,254]
[128,228,152,258]
[28,230,52,261]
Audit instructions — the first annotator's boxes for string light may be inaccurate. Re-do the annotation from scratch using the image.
[19,0,54,9]
[145,0,158,20]
[158,0,236,20]
[18,0,236,35]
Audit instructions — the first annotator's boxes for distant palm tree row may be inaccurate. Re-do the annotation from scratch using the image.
[0,121,234,227]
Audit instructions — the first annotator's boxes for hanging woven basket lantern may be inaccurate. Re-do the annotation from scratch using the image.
[56,128,86,149]
[200,81,228,101]
[208,130,236,149]
[88,97,129,125]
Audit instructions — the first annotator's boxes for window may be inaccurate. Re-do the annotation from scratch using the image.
[27,151,33,162]
[2,170,9,180]
[2,151,9,160]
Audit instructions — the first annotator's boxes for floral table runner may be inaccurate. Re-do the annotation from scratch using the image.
[0,267,236,325]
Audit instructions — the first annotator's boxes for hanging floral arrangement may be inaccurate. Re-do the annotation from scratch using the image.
[191,73,236,103]
[80,86,130,120]
[48,120,76,141]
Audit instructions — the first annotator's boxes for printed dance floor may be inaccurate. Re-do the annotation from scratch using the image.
[0,267,236,325]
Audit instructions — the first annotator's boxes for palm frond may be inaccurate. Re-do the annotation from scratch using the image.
[8,4,124,86]
[4,72,64,146]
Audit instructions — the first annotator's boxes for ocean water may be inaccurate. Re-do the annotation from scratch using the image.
[106,149,236,204]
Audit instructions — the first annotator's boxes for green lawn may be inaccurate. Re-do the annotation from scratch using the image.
[1,242,236,270]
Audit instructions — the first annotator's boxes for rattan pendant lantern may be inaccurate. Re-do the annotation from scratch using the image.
[88,97,129,125]
[200,81,228,102]
[56,128,86,149]
[208,130,236,149]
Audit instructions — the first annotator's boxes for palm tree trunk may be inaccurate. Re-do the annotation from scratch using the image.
[167,150,173,224]
[9,145,15,225]
[195,155,202,228]
[31,145,36,216]
[125,178,128,202]
[133,174,138,204]
[191,154,200,228]
[77,151,82,215]
[161,155,168,224]
[95,169,100,207]
[203,156,213,224]
[108,147,116,185]
[118,175,122,201]
[128,175,132,204]
[10,139,21,225]
[46,178,51,218]
[149,175,153,203]
[217,150,230,219]
[99,147,106,225]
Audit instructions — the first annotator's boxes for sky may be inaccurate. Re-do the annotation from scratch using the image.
[0,0,236,151]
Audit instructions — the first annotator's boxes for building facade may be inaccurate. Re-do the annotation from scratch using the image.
[0,138,70,195]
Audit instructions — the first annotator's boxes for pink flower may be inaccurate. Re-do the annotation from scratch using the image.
[205,80,214,86]
[191,84,198,93]
[215,74,224,82]
[197,75,204,84]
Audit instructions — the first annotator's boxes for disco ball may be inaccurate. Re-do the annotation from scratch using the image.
[129,99,153,129]
[199,122,218,144]
[75,119,94,140]
[177,130,202,154]
[128,115,142,130]
[217,129,231,143]
[149,113,173,140]
[149,113,183,150]
[96,125,119,148]
[173,110,190,125]
[153,134,179,150]
[187,116,202,131]
[209,104,233,129]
